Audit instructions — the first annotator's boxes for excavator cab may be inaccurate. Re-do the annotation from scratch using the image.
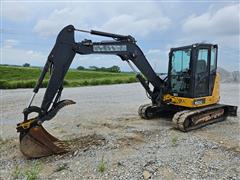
[168,44,218,99]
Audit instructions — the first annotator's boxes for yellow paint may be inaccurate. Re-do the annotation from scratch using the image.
[163,73,220,108]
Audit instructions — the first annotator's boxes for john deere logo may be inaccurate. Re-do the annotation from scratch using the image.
[93,45,127,52]
[193,98,205,105]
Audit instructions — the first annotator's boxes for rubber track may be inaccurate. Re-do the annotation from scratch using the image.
[172,104,229,132]
[138,103,152,119]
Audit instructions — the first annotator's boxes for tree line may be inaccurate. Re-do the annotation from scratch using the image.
[22,63,121,73]
[77,65,121,73]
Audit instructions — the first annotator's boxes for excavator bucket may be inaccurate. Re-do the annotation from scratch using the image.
[19,125,70,158]
[17,100,75,158]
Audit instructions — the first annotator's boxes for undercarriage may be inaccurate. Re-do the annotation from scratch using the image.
[138,103,237,132]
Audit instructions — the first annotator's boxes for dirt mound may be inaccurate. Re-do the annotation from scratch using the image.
[66,134,106,151]
[116,132,145,147]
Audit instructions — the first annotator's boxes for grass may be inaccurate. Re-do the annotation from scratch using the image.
[12,165,21,179]
[24,161,41,180]
[12,161,41,180]
[171,136,178,147]
[0,136,8,145]
[97,156,106,173]
[0,65,137,89]
[55,163,68,172]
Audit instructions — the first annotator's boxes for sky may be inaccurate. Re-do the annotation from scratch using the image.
[1,1,239,72]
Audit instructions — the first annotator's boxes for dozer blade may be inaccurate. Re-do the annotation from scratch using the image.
[20,125,70,158]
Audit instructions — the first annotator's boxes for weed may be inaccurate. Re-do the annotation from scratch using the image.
[12,165,22,179]
[101,79,112,85]
[113,79,123,84]
[55,163,68,172]
[24,161,41,180]
[127,77,137,83]
[42,80,49,87]
[59,129,67,134]
[89,79,100,85]
[171,136,178,146]
[0,80,7,89]
[82,80,89,86]
[12,161,41,180]
[63,80,69,86]
[117,162,124,167]
[0,136,7,145]
[97,156,106,173]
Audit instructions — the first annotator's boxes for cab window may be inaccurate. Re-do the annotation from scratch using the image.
[170,48,191,96]
[171,48,191,75]
[197,49,208,73]
[210,47,217,72]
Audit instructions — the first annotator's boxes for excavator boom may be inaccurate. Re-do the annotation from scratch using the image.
[35,25,164,118]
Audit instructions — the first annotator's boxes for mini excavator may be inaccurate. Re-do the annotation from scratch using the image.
[16,25,237,158]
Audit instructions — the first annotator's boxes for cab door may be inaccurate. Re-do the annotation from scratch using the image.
[194,46,210,97]
[209,45,218,95]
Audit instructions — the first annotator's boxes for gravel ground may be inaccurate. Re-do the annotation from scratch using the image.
[0,83,239,180]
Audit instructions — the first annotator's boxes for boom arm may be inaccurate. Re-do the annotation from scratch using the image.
[25,25,165,123]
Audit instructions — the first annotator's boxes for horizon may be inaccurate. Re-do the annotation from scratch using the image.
[1,1,239,72]
[0,63,238,73]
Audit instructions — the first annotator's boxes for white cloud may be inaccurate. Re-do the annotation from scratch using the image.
[34,8,90,37]
[179,4,240,71]
[34,3,171,37]
[2,2,30,22]
[3,39,19,48]
[1,46,47,66]
[182,4,239,36]
[100,14,170,36]
[145,49,169,73]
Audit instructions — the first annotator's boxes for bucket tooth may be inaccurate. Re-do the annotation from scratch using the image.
[19,125,69,158]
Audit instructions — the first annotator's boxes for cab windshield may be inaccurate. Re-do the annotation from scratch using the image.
[171,48,191,75]
[170,48,191,96]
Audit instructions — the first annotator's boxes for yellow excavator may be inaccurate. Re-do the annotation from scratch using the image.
[16,25,237,158]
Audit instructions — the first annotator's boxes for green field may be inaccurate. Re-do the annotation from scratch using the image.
[0,65,137,89]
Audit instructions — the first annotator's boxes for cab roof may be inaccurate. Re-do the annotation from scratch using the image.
[170,43,218,51]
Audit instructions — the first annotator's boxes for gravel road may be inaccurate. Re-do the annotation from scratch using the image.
[0,83,239,179]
